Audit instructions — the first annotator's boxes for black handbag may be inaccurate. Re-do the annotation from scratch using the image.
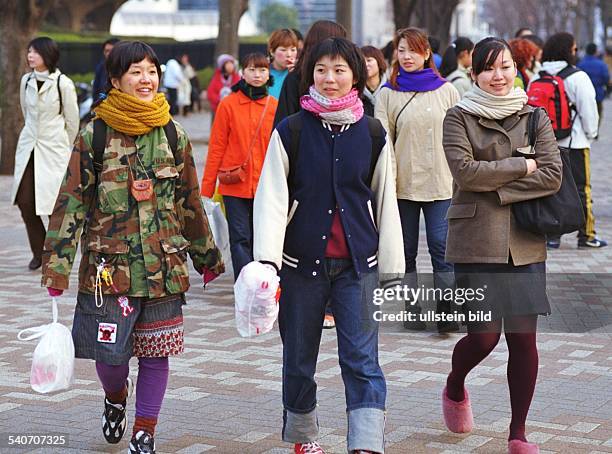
[511,108,585,235]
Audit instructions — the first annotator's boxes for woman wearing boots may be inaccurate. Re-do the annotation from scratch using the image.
[375,28,460,333]
[441,37,562,454]
[42,41,224,454]
[12,37,79,270]
[201,53,278,279]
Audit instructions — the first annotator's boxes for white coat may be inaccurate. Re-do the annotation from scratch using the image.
[11,70,79,215]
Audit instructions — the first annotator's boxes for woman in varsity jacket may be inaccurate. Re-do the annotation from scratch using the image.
[11,37,79,271]
[253,38,404,454]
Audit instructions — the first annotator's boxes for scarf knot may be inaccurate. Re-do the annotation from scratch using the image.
[299,86,364,125]
[456,85,528,120]
[94,88,171,135]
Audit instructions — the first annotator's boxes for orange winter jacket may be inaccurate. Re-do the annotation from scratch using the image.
[201,90,277,198]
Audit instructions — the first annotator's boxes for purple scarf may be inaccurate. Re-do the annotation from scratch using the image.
[384,67,446,92]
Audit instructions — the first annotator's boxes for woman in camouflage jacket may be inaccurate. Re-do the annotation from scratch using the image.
[41,41,224,454]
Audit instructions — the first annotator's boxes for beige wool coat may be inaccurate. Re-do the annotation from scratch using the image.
[442,105,562,265]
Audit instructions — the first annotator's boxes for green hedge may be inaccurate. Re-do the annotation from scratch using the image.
[196,67,215,90]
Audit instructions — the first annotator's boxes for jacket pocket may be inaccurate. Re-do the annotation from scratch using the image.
[85,235,131,294]
[154,164,179,210]
[160,234,191,294]
[446,203,477,220]
[367,200,378,231]
[98,166,129,213]
[287,199,299,225]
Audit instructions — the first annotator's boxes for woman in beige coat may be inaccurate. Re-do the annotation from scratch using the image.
[441,37,562,454]
[375,28,460,333]
[11,37,79,270]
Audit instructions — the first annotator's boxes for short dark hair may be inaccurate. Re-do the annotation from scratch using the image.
[515,27,532,37]
[585,42,597,56]
[471,37,513,76]
[523,34,543,49]
[361,45,387,78]
[428,36,441,54]
[241,52,270,69]
[102,37,120,49]
[439,36,474,77]
[304,37,367,96]
[542,32,576,64]
[105,41,162,88]
[291,28,304,41]
[27,37,60,73]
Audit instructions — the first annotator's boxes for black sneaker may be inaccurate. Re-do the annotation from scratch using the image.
[102,377,133,444]
[578,238,608,248]
[129,430,156,454]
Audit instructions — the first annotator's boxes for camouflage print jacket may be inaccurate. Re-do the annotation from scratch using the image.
[41,119,224,298]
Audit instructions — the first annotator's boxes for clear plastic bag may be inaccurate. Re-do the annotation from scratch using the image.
[17,297,75,393]
[203,197,233,276]
[234,261,280,337]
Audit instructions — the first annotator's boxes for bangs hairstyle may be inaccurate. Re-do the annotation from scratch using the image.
[268,28,299,52]
[105,41,162,87]
[241,52,270,69]
[361,45,387,77]
[27,37,60,73]
[390,28,437,88]
[471,37,513,75]
[304,38,367,96]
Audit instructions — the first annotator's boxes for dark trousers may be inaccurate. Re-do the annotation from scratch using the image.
[551,148,596,242]
[223,195,254,280]
[16,156,46,260]
[166,88,178,115]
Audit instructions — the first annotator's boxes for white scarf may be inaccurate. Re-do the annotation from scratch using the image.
[33,69,50,82]
[456,84,528,119]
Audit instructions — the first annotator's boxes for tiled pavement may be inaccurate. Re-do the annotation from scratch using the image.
[0,102,611,453]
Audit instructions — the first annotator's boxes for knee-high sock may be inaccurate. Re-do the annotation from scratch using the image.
[133,357,169,436]
[446,321,502,402]
[505,316,539,442]
[96,362,129,403]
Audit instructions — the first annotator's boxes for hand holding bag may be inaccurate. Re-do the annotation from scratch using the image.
[511,108,585,235]
[17,297,75,393]
[218,96,271,185]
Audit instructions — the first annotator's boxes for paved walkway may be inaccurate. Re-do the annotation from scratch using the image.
[0,102,611,453]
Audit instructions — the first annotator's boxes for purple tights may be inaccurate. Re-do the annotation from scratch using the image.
[95,357,169,419]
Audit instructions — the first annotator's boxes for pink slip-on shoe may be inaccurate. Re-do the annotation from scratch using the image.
[442,386,473,433]
[508,439,539,454]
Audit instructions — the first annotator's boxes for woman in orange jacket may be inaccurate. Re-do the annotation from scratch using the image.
[201,53,278,279]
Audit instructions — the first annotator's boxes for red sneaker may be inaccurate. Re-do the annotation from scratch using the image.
[295,441,326,454]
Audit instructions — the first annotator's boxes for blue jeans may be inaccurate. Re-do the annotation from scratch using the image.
[397,199,453,273]
[223,195,253,279]
[279,258,385,452]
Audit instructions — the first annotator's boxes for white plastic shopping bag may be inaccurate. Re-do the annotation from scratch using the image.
[203,197,233,276]
[17,297,75,393]
[234,261,280,337]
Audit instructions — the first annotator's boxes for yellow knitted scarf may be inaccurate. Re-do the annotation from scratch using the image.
[94,88,171,135]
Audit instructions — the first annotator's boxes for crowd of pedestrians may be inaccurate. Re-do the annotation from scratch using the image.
[10,17,611,454]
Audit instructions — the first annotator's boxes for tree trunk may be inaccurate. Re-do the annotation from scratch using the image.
[336,0,352,40]
[392,0,419,30]
[215,0,249,60]
[0,0,56,175]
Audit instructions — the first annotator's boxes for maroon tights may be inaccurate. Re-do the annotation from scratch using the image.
[446,315,538,442]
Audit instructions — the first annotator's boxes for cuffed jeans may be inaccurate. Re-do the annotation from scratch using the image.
[279,258,386,452]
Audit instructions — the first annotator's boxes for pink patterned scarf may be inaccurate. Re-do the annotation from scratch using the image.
[299,86,364,125]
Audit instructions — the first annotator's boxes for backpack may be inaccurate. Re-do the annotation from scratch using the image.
[526,66,580,140]
[91,118,178,180]
[286,113,386,190]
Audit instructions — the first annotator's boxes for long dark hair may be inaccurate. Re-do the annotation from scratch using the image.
[27,37,60,73]
[471,37,512,76]
[439,37,474,78]
[304,38,367,96]
[298,20,347,94]
[92,41,162,108]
